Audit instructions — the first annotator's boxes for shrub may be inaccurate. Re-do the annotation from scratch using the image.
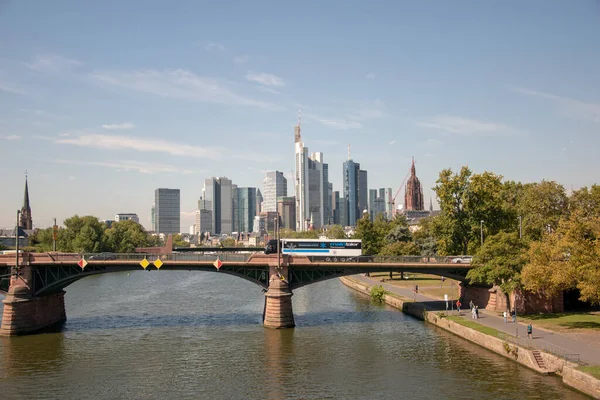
[370,285,388,303]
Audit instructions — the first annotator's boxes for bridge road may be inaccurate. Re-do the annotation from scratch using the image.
[353,274,600,366]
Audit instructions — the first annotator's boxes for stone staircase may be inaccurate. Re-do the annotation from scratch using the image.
[532,350,547,370]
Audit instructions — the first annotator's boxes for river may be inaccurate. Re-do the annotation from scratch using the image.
[0,271,589,399]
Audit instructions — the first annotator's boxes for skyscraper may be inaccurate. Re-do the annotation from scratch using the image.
[202,177,234,234]
[405,158,424,211]
[154,188,180,235]
[236,187,257,233]
[358,169,368,216]
[277,196,296,230]
[343,158,360,226]
[263,171,287,212]
[294,117,325,231]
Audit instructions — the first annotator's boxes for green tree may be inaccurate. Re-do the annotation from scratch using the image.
[516,180,568,241]
[412,216,438,256]
[522,211,600,305]
[220,237,236,247]
[173,234,191,248]
[103,220,156,253]
[325,225,347,239]
[379,241,420,256]
[60,215,106,253]
[385,214,412,244]
[354,213,386,255]
[569,185,600,219]
[468,231,529,309]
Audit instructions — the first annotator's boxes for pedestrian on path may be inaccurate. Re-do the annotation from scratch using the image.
[471,307,476,320]
[475,306,479,319]
[469,300,474,310]
[456,300,461,314]
[503,310,507,323]
[527,323,533,339]
[511,309,516,323]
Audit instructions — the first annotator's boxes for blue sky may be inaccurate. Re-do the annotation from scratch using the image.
[1,0,599,231]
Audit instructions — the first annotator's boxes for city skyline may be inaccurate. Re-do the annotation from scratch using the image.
[1,1,599,230]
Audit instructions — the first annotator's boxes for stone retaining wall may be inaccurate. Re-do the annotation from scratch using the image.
[340,276,599,399]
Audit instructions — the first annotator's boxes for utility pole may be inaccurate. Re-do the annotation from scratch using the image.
[15,210,20,277]
[53,217,57,252]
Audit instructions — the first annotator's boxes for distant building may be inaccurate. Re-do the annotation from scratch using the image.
[343,154,367,226]
[195,209,212,235]
[115,213,140,224]
[263,171,287,212]
[154,188,180,235]
[405,158,424,211]
[151,204,155,231]
[236,187,258,233]
[19,176,33,230]
[203,177,234,234]
[277,196,296,230]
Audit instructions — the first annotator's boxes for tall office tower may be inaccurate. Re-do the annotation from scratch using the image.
[368,189,378,221]
[332,191,340,225]
[322,164,332,226]
[151,203,155,231]
[373,195,387,220]
[263,171,287,212]
[202,177,234,234]
[308,152,324,229]
[338,197,348,227]
[326,182,333,225]
[343,155,360,227]
[232,184,239,232]
[405,157,424,211]
[195,209,212,235]
[236,187,257,233]
[358,169,368,217]
[384,188,393,219]
[277,196,296,230]
[154,188,180,235]
[256,189,263,214]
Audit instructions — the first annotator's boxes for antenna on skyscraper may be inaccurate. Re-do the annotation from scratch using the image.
[298,108,302,128]
[347,144,351,160]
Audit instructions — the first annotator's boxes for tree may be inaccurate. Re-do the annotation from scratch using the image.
[103,220,156,253]
[353,214,383,255]
[173,234,191,248]
[412,216,438,256]
[569,185,600,219]
[325,225,347,239]
[516,180,568,241]
[468,231,529,309]
[60,215,106,253]
[379,241,420,256]
[220,237,236,247]
[385,214,412,244]
[522,211,600,305]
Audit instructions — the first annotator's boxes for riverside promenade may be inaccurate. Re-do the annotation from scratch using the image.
[352,274,600,367]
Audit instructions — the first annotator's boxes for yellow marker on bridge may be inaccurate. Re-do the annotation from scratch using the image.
[140,258,150,269]
[153,258,164,269]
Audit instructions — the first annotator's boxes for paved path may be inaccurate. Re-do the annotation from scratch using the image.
[352,275,600,366]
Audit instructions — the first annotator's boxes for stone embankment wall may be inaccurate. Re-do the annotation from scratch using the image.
[340,276,599,399]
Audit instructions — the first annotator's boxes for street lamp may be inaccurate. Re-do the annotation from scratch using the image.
[518,215,522,239]
[480,220,484,246]
[275,212,281,269]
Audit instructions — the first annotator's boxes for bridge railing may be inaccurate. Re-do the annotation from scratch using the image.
[497,331,584,365]
[45,252,255,263]
[307,255,461,264]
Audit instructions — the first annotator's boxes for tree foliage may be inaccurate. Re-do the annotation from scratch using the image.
[325,224,347,239]
[468,231,529,308]
[516,181,568,241]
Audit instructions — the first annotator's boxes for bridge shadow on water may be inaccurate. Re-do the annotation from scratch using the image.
[56,307,428,333]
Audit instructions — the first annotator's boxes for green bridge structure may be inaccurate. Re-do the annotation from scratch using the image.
[0,252,473,336]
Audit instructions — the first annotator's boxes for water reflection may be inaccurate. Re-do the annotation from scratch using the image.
[0,333,65,379]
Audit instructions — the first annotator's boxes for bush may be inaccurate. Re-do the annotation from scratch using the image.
[370,285,388,303]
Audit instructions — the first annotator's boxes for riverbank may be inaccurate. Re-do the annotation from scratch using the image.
[340,275,600,399]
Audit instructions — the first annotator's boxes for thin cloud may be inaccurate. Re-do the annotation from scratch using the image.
[420,138,443,148]
[306,100,386,130]
[245,72,285,87]
[203,42,225,52]
[0,80,27,95]
[417,115,522,136]
[314,117,363,130]
[89,68,277,109]
[512,86,600,122]
[3,134,21,140]
[366,73,376,80]
[53,159,200,175]
[234,55,249,64]
[25,54,82,72]
[389,140,397,145]
[102,122,135,130]
[55,132,224,159]
[19,109,66,120]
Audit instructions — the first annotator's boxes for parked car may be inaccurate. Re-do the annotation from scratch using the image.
[89,252,117,260]
[451,256,473,264]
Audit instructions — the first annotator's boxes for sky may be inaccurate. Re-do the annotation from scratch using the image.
[1,0,599,231]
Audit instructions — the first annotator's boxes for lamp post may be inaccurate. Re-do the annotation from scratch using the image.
[514,292,519,337]
[276,212,280,269]
[518,216,522,239]
[15,210,21,277]
[480,220,484,246]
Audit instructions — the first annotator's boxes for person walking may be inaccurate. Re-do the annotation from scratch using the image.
[511,309,516,323]
[469,300,474,310]
[503,310,507,323]
[475,306,479,319]
[527,323,533,339]
[456,300,461,314]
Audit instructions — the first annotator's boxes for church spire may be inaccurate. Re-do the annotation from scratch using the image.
[20,172,33,230]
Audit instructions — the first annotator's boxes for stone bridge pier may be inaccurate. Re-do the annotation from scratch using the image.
[262,256,295,329]
[1,265,66,336]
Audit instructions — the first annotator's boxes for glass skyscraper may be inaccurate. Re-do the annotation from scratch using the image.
[154,188,180,235]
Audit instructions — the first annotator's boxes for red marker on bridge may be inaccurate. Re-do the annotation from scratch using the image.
[213,259,223,270]
[77,257,87,269]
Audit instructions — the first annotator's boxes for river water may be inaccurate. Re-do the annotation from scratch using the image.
[0,271,589,399]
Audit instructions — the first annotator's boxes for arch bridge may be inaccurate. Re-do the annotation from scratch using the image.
[0,252,473,336]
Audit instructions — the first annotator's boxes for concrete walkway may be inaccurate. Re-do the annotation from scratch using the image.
[353,274,600,366]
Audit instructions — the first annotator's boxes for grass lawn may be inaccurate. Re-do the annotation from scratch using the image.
[370,272,460,300]
[577,365,600,379]
[445,315,502,337]
[517,312,600,333]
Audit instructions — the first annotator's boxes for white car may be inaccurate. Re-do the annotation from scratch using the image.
[451,256,473,264]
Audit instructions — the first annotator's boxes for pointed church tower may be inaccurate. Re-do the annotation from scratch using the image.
[20,175,33,230]
[404,157,424,211]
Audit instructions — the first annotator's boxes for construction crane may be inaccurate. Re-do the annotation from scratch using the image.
[388,160,414,218]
